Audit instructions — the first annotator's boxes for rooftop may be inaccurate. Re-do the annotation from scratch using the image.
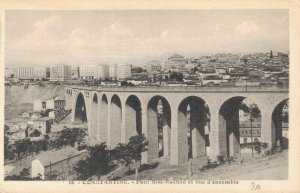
[33,147,81,166]
[30,117,53,122]
[168,53,184,59]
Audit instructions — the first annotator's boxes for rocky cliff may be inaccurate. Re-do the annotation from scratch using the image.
[5,84,66,105]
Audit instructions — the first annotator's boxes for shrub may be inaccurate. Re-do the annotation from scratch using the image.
[217,155,226,164]
[254,142,269,154]
[30,129,41,137]
[271,141,282,155]
[201,158,218,171]
[241,142,269,154]
[5,168,42,181]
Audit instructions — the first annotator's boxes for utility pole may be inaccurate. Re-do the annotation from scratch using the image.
[187,104,192,159]
[188,159,192,179]
[49,161,52,175]
[250,112,254,157]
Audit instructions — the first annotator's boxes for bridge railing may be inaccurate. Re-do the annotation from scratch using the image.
[66,85,289,92]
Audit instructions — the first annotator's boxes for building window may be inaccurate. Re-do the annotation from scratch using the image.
[254,138,259,142]
[243,138,247,143]
[42,102,46,109]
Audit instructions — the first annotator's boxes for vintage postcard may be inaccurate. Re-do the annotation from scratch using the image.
[0,0,299,193]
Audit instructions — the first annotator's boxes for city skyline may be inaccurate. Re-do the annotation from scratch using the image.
[5,10,289,68]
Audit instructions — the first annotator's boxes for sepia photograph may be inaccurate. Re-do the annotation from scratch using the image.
[3,9,290,182]
[1,1,299,192]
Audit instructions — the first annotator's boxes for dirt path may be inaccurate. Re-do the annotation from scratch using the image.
[193,152,288,180]
[115,151,288,180]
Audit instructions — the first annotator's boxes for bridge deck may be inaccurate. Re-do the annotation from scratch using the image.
[66,85,288,93]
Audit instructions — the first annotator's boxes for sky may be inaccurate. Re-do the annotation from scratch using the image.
[5,10,289,68]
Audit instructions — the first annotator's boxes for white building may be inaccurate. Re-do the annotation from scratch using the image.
[79,65,95,80]
[31,147,82,180]
[71,66,79,79]
[33,67,50,80]
[108,64,131,80]
[34,98,66,111]
[239,122,261,145]
[165,53,187,70]
[31,117,52,134]
[80,64,109,80]
[95,64,110,80]
[31,159,45,179]
[50,65,71,81]
[117,64,132,80]
[15,67,34,79]
[14,67,50,80]
[109,64,118,80]
[145,60,162,72]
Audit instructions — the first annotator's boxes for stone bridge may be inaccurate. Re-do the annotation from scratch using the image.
[65,86,288,166]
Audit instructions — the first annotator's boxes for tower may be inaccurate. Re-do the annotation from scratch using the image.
[270,50,273,59]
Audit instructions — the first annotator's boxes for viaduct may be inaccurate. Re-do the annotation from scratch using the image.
[65,86,288,166]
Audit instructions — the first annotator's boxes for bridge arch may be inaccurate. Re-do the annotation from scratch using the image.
[272,98,289,149]
[110,94,122,148]
[147,95,171,160]
[177,96,210,162]
[125,95,142,142]
[74,92,87,123]
[218,96,263,157]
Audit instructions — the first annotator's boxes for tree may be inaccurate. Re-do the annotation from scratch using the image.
[112,134,148,172]
[5,168,42,181]
[120,81,129,87]
[15,138,32,158]
[30,140,48,155]
[12,137,50,159]
[89,143,110,179]
[5,144,16,161]
[20,168,30,178]
[112,143,133,171]
[240,103,261,118]
[30,141,41,155]
[52,127,87,149]
[74,143,111,180]
[127,134,148,168]
[170,72,184,81]
[4,124,9,134]
[132,67,143,73]
[74,159,91,180]
[4,135,9,150]
[4,125,10,154]
[30,129,41,137]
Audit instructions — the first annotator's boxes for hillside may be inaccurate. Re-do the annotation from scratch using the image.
[111,151,288,180]
[5,84,66,105]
